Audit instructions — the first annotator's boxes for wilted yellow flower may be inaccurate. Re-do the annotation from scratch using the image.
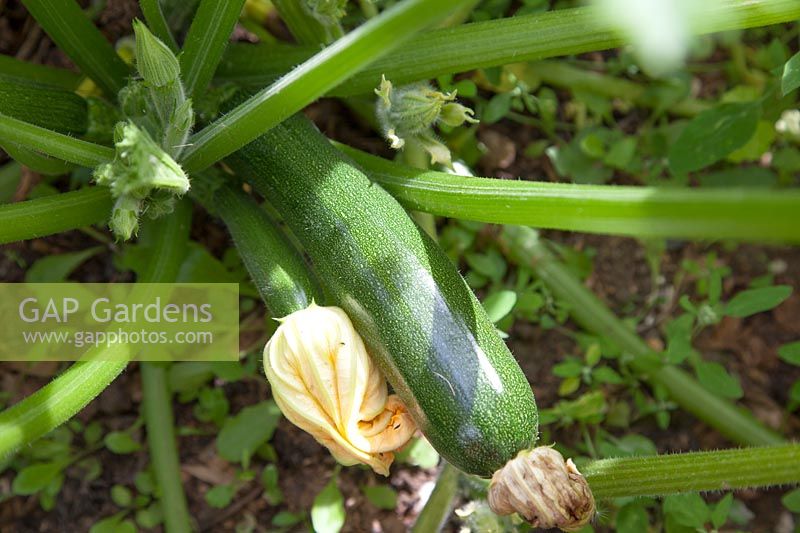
[264,303,416,475]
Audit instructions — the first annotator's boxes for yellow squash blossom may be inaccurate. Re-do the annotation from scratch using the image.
[263,303,416,475]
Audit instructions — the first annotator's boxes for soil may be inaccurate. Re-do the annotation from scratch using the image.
[0,1,799,532]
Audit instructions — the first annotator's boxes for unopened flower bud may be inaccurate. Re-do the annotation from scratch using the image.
[263,303,416,475]
[488,447,595,532]
[133,19,180,88]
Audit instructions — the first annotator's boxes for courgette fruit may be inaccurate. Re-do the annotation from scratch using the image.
[226,112,538,477]
[0,75,88,174]
[0,75,88,134]
[203,179,322,318]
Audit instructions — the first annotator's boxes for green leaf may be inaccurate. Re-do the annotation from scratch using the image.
[663,493,709,528]
[110,484,133,507]
[482,290,517,323]
[12,462,63,495]
[205,484,236,509]
[362,484,397,510]
[592,366,624,385]
[135,503,163,529]
[781,50,800,95]
[778,341,800,366]
[615,502,649,533]
[25,246,103,282]
[668,102,761,174]
[553,359,583,378]
[711,493,734,529]
[216,401,282,464]
[0,161,21,203]
[104,432,142,454]
[272,511,305,527]
[90,514,137,533]
[465,249,506,283]
[397,437,439,468]
[725,285,792,318]
[483,92,513,124]
[261,464,283,505]
[695,361,743,399]
[782,487,800,512]
[311,476,345,533]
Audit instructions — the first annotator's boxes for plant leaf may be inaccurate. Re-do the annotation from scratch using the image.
[216,401,281,464]
[782,50,800,95]
[725,285,792,318]
[695,361,743,399]
[778,341,800,366]
[25,246,103,282]
[668,102,760,174]
[482,290,517,323]
[311,475,345,533]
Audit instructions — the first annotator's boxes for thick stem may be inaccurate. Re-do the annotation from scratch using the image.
[0,114,113,168]
[342,145,800,244]
[140,0,179,52]
[139,199,193,533]
[180,0,476,173]
[0,187,112,244]
[21,0,129,97]
[215,1,800,96]
[179,0,246,100]
[0,202,189,459]
[498,225,784,447]
[412,462,460,533]
[584,444,800,499]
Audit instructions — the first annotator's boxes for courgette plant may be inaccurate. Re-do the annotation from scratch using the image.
[0,0,799,531]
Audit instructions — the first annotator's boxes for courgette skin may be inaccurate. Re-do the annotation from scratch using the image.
[0,75,88,135]
[211,182,322,318]
[227,113,538,476]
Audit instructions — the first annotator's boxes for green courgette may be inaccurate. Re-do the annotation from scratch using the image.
[226,111,538,477]
[0,75,88,174]
[200,178,322,318]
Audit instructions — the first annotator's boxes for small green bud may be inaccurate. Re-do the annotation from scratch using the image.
[110,195,142,241]
[133,19,180,88]
[94,121,190,240]
[305,0,348,26]
[441,100,479,128]
[374,76,478,167]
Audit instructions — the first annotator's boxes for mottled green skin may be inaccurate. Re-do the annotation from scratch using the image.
[227,114,538,477]
[0,75,87,134]
[213,184,322,318]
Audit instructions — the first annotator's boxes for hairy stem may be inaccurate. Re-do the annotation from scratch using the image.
[140,0,179,52]
[0,187,112,244]
[179,0,246,99]
[181,0,475,172]
[0,114,113,167]
[499,225,783,446]
[342,145,800,244]
[584,444,800,499]
[216,0,800,96]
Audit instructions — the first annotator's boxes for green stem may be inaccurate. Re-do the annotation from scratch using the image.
[412,462,460,533]
[0,114,114,167]
[181,0,475,173]
[498,225,784,447]
[272,0,335,45]
[140,365,192,533]
[0,353,128,458]
[584,444,800,499]
[140,0,179,52]
[139,199,193,533]
[200,179,322,317]
[217,1,800,96]
[0,187,112,244]
[0,204,189,459]
[21,0,129,97]
[0,55,82,90]
[179,0,246,100]
[341,145,800,244]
